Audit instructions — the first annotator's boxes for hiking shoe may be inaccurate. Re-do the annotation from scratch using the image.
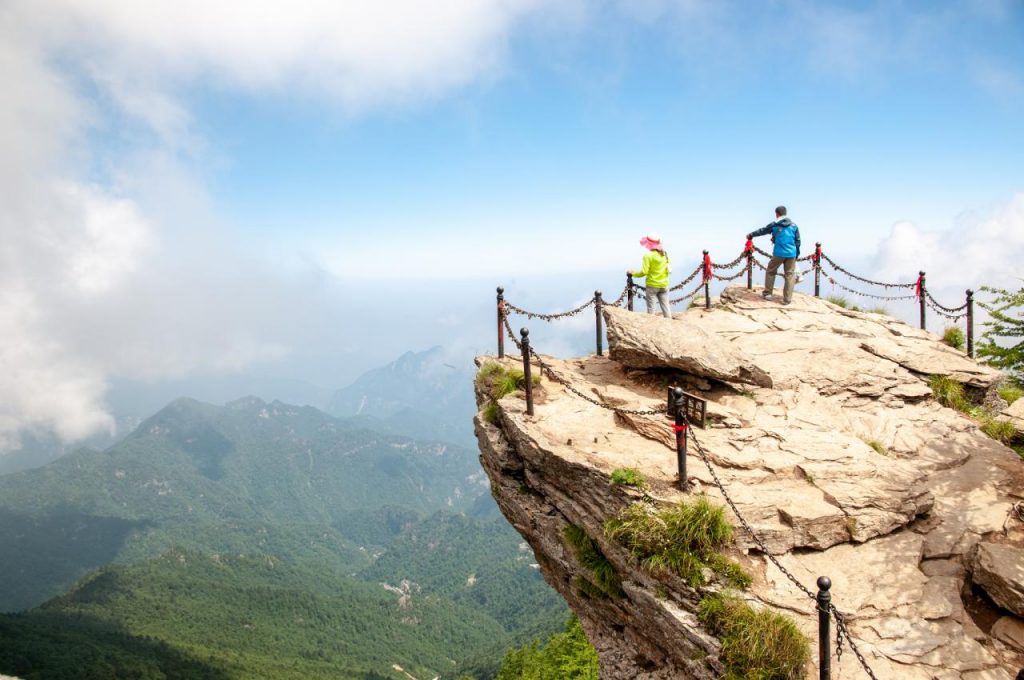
[781,301,791,306]
[761,292,773,300]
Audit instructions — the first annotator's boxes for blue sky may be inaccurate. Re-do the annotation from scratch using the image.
[1,0,1023,443]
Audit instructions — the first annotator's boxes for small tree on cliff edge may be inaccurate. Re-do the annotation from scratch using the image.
[978,284,1024,384]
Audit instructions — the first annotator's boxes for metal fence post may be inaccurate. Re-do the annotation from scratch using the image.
[496,287,505,359]
[814,243,822,298]
[520,328,534,416]
[746,245,753,290]
[703,250,711,310]
[919,271,927,330]
[595,290,604,356]
[817,576,832,680]
[966,289,974,358]
[671,387,688,492]
[627,274,635,312]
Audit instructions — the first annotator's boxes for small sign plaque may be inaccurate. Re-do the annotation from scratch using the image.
[667,387,708,429]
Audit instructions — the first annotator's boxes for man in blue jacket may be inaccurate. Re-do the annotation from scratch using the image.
[747,206,801,305]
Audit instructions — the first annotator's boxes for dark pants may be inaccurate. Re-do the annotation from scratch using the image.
[765,256,796,303]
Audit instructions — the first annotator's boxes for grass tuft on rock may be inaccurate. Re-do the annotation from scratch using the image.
[476,362,541,422]
[866,306,889,316]
[609,468,646,488]
[563,524,623,598]
[929,375,969,411]
[698,593,809,680]
[942,326,966,351]
[980,417,1017,444]
[604,498,749,588]
[861,437,888,456]
[826,295,861,312]
[999,382,1022,405]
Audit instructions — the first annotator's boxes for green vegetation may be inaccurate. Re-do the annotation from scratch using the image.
[942,326,966,351]
[866,306,889,316]
[698,594,809,680]
[861,437,888,456]
[980,418,1017,445]
[604,498,750,588]
[609,468,646,488]
[562,525,623,599]
[929,375,969,411]
[482,401,500,424]
[825,295,861,312]
[476,362,541,424]
[496,615,599,680]
[999,382,1023,405]
[0,396,569,678]
[929,375,1021,449]
[977,284,1024,382]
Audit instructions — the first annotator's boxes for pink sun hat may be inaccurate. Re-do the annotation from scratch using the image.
[639,233,663,250]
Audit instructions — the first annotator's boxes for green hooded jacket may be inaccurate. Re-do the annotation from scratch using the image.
[633,250,670,289]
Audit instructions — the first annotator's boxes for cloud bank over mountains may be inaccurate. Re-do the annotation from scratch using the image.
[0,0,1020,449]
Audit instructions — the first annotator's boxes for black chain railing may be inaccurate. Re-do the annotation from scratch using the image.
[924,290,968,314]
[670,263,705,292]
[504,297,596,321]
[819,253,914,290]
[820,268,919,302]
[497,239,979,358]
[687,427,880,680]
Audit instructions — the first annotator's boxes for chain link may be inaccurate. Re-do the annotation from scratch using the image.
[820,253,915,289]
[504,297,596,321]
[670,263,705,291]
[712,267,749,282]
[821,268,919,301]
[669,279,707,305]
[925,299,967,321]
[711,250,748,270]
[924,290,968,314]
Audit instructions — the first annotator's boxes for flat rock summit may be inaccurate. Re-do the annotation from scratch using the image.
[475,286,1024,679]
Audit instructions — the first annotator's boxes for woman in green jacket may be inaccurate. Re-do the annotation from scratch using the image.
[630,233,671,318]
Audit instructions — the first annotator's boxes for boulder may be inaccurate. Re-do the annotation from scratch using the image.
[602,305,773,388]
[972,542,1024,617]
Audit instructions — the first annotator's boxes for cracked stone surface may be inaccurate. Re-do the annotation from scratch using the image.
[973,543,1024,618]
[475,286,1024,679]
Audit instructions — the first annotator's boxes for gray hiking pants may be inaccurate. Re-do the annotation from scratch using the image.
[645,287,671,318]
[765,256,796,304]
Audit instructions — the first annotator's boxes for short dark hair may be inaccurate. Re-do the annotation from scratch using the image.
[775,205,787,217]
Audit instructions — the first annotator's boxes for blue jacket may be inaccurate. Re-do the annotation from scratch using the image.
[750,218,800,259]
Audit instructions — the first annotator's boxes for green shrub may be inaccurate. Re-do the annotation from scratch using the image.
[942,326,966,351]
[482,402,499,424]
[609,468,646,488]
[698,594,809,680]
[563,525,623,598]
[866,306,889,316]
[999,382,1023,405]
[980,416,1017,444]
[929,375,969,412]
[604,498,748,588]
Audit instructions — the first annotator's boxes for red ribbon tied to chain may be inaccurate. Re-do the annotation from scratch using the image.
[744,238,753,253]
[672,424,688,433]
[702,253,712,283]
[914,274,923,299]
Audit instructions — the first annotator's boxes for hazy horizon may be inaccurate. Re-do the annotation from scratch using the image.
[2,0,1022,455]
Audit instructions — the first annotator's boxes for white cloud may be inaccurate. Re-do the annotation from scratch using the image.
[869,193,1024,322]
[0,0,556,449]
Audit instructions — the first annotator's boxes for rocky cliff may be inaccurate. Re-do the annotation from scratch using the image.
[474,286,1024,679]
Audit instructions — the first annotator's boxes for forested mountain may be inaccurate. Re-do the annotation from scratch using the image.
[0,387,566,678]
[327,346,478,448]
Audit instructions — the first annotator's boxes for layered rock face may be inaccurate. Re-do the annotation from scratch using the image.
[475,286,1024,679]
